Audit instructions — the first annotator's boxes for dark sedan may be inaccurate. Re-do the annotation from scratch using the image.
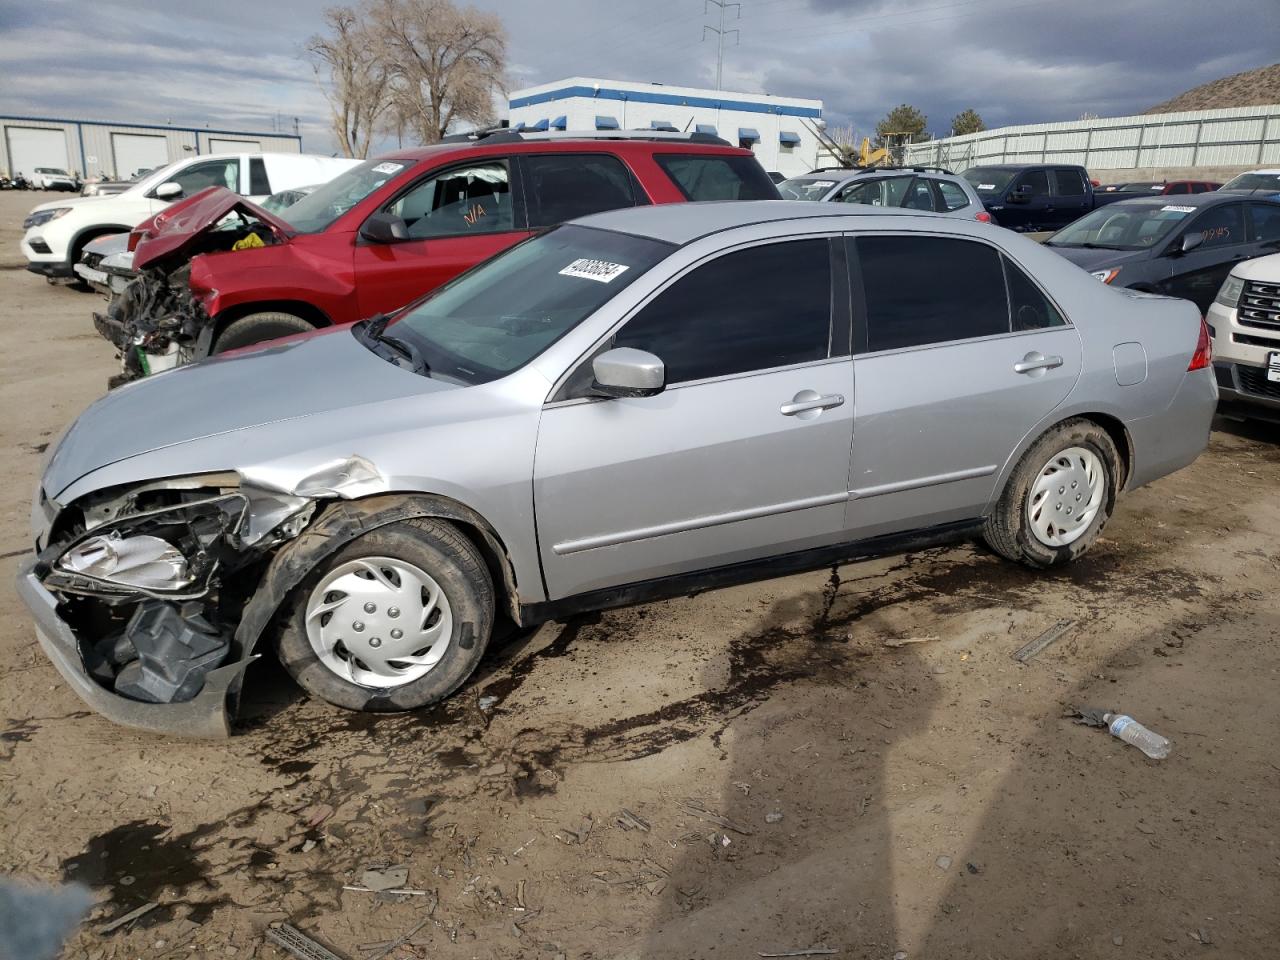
[1043,192,1280,313]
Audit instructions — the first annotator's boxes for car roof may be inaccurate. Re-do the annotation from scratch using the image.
[369,135,756,166]
[1104,191,1259,209]
[574,199,945,245]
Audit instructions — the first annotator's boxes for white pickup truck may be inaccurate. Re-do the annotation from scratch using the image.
[21,152,359,281]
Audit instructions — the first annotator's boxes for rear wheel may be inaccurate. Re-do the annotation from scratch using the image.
[212,311,313,354]
[983,418,1120,568]
[276,518,495,712]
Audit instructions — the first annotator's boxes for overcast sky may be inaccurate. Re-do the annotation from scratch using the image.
[0,0,1276,154]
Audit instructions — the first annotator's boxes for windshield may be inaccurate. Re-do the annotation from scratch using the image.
[386,225,673,384]
[276,157,415,233]
[963,168,1016,193]
[778,177,838,201]
[1220,172,1280,193]
[1047,202,1195,250]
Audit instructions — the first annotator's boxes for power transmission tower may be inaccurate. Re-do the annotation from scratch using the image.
[702,0,740,91]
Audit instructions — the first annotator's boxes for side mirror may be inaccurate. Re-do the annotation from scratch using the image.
[591,347,665,399]
[360,212,411,244]
[154,181,183,200]
[1179,232,1205,255]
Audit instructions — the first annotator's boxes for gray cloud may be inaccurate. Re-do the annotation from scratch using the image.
[0,0,1276,154]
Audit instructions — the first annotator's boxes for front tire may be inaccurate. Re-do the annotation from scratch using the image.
[276,518,495,712]
[212,312,314,354]
[983,418,1120,568]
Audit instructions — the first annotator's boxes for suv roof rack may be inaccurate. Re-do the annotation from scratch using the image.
[440,128,731,147]
[805,163,955,176]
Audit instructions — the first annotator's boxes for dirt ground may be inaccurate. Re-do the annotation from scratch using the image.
[1,188,1278,960]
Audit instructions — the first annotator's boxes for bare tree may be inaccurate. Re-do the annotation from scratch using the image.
[371,0,507,144]
[307,5,392,158]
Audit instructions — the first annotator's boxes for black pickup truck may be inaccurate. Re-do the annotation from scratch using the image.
[961,164,1118,232]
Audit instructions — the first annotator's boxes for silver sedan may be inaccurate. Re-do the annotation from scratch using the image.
[18,201,1217,735]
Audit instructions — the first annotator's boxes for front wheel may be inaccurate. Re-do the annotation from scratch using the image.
[276,518,495,712]
[212,312,314,354]
[983,419,1120,568]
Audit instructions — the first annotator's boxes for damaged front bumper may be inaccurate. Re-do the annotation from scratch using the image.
[15,557,252,738]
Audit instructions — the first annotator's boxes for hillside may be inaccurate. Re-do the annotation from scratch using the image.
[1146,61,1280,113]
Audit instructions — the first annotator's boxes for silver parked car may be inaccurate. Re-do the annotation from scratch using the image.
[17,201,1217,736]
[779,166,991,221]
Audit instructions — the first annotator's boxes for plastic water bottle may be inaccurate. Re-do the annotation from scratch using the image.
[1105,713,1171,760]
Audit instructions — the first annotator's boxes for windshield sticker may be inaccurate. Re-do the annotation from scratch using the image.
[1161,205,1195,214]
[372,162,404,175]
[559,258,630,283]
[810,180,835,188]
[977,183,996,190]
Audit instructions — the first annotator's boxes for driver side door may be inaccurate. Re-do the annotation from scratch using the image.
[353,159,532,317]
[533,236,855,600]
[1160,202,1249,312]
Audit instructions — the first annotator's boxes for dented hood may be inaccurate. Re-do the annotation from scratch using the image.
[44,327,456,500]
[132,186,295,271]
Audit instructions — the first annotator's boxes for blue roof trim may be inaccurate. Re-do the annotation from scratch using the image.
[779,130,801,145]
[695,123,717,135]
[0,112,301,142]
[511,85,822,119]
[551,115,567,129]
[738,127,760,142]
[530,118,550,131]
[595,115,620,129]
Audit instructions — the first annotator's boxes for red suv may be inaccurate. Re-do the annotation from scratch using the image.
[102,131,779,380]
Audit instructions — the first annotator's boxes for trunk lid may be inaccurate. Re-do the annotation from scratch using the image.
[131,186,295,271]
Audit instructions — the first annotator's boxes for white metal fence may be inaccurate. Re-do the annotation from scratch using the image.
[903,104,1280,172]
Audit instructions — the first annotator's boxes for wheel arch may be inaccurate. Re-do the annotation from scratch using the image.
[69,224,132,259]
[212,300,334,342]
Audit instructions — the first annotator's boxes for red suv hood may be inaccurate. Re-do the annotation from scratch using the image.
[131,186,295,271]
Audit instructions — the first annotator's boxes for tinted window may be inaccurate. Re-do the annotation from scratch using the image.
[1053,169,1086,197]
[937,180,971,211]
[389,161,513,239]
[524,154,635,228]
[856,236,1008,352]
[614,239,831,383]
[249,157,271,196]
[391,226,671,385]
[655,154,780,201]
[1005,257,1066,331]
[903,178,936,210]
[1016,169,1050,197]
[1167,183,1189,195]
[1184,204,1244,249]
[1249,203,1280,243]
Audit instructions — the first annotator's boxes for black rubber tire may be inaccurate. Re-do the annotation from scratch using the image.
[275,518,495,712]
[983,418,1120,569]
[212,312,314,354]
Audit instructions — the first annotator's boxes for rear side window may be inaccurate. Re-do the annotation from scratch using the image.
[1248,203,1280,243]
[1053,168,1086,196]
[613,239,831,383]
[903,179,935,210]
[1005,256,1066,331]
[840,177,912,207]
[937,180,971,211]
[249,157,271,196]
[854,235,1009,352]
[654,154,779,201]
[523,154,636,228]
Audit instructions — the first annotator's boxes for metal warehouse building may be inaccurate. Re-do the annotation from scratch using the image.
[1,115,301,181]
[507,77,824,177]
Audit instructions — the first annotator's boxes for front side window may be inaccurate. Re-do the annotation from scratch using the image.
[1015,169,1050,197]
[655,154,780,201]
[1053,168,1086,196]
[1182,204,1244,249]
[937,180,971,211]
[523,154,635,228]
[856,235,1009,352]
[387,225,671,384]
[389,161,514,239]
[163,159,239,197]
[613,239,832,384]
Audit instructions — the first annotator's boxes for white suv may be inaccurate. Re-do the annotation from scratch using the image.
[1208,250,1280,422]
[20,152,359,280]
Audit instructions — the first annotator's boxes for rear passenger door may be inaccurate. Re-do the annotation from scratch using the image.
[517,153,644,227]
[1051,168,1091,228]
[353,158,532,317]
[844,234,1083,539]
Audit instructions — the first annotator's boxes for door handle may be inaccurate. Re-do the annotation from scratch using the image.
[780,391,845,417]
[1013,352,1064,375]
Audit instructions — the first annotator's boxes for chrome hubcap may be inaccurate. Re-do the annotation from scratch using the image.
[305,557,452,688]
[1027,446,1105,547]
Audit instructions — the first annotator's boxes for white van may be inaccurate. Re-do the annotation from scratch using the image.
[21,152,360,280]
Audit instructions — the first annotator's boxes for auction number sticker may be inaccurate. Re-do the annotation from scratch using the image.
[1269,351,1280,384]
[978,183,996,190]
[1161,205,1195,214]
[560,258,630,283]
[372,162,404,175]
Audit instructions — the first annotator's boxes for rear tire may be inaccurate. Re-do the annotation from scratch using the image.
[983,418,1120,568]
[276,517,495,713]
[212,312,313,354]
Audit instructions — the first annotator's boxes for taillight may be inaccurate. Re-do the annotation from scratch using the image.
[1188,316,1212,371]
[975,210,993,223]
[126,228,141,252]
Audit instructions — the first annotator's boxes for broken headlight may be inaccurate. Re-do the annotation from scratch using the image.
[59,532,194,591]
